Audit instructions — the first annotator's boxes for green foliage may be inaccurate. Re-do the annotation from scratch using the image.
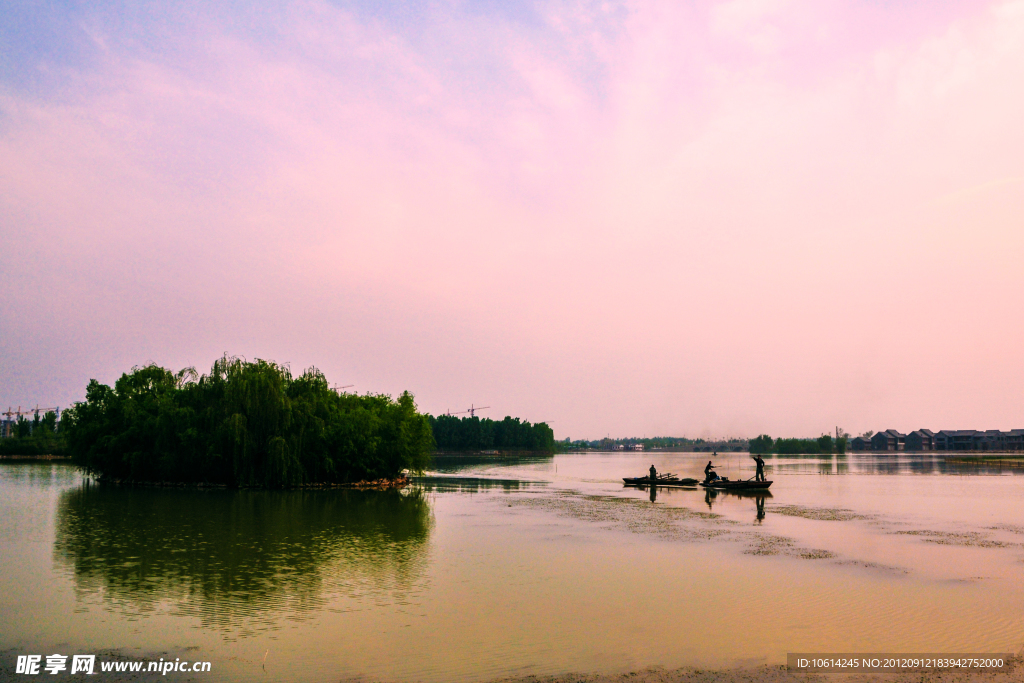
[773,438,823,454]
[0,436,67,456]
[62,356,434,487]
[562,436,749,452]
[428,414,555,452]
[0,411,65,456]
[753,433,847,454]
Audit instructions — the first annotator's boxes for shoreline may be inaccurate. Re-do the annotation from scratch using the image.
[86,474,414,490]
[0,459,413,490]
[433,450,555,456]
[0,454,71,461]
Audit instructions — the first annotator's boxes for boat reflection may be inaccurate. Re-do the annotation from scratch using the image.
[703,487,773,523]
[54,482,432,635]
[630,482,699,503]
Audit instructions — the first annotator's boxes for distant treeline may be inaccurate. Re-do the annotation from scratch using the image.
[748,434,848,454]
[62,357,433,487]
[428,415,555,452]
[4,410,61,438]
[0,436,67,456]
[0,410,66,456]
[564,437,749,452]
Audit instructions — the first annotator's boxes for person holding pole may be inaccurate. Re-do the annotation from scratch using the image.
[753,454,766,482]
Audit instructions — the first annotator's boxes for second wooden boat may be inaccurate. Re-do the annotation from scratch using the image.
[699,479,772,490]
[623,477,699,486]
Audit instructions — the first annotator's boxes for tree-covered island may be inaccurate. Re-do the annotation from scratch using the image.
[62,356,433,487]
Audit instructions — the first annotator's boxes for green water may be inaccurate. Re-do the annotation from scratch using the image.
[2,453,1023,681]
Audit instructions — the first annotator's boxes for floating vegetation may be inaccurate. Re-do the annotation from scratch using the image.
[769,505,871,522]
[946,457,1024,466]
[507,491,843,561]
[744,533,834,559]
[831,559,909,574]
[744,533,794,556]
[506,491,736,542]
[894,530,1009,548]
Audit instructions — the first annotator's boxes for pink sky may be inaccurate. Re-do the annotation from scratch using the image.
[2,0,1023,439]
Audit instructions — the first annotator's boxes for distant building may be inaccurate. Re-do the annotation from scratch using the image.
[935,430,976,451]
[1006,430,1024,451]
[851,436,872,452]
[854,428,1024,452]
[871,429,906,451]
[905,429,935,451]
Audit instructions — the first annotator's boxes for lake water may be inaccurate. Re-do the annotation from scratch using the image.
[2,452,1024,681]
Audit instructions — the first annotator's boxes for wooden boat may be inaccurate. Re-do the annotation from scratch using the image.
[623,477,699,487]
[699,478,772,490]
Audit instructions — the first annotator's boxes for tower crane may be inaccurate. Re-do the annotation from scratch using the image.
[446,404,490,418]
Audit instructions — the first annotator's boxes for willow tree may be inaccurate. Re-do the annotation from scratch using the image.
[62,356,433,487]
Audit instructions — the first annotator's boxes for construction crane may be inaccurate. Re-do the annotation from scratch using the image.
[332,384,354,394]
[446,404,490,418]
[1,407,18,438]
[2,406,61,438]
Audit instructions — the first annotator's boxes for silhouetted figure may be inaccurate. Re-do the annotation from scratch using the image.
[753,454,766,482]
[704,460,719,483]
[755,495,766,523]
[649,464,657,481]
[649,485,657,503]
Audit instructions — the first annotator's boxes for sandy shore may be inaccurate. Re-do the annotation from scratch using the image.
[4,657,1021,683]
[487,659,1024,683]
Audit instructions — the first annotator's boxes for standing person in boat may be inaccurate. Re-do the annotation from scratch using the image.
[753,454,766,482]
[649,464,657,482]
[704,460,719,483]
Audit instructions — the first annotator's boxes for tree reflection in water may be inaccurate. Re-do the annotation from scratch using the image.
[53,482,432,636]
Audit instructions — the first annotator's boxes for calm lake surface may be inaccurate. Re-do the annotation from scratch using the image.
[3,453,1024,681]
